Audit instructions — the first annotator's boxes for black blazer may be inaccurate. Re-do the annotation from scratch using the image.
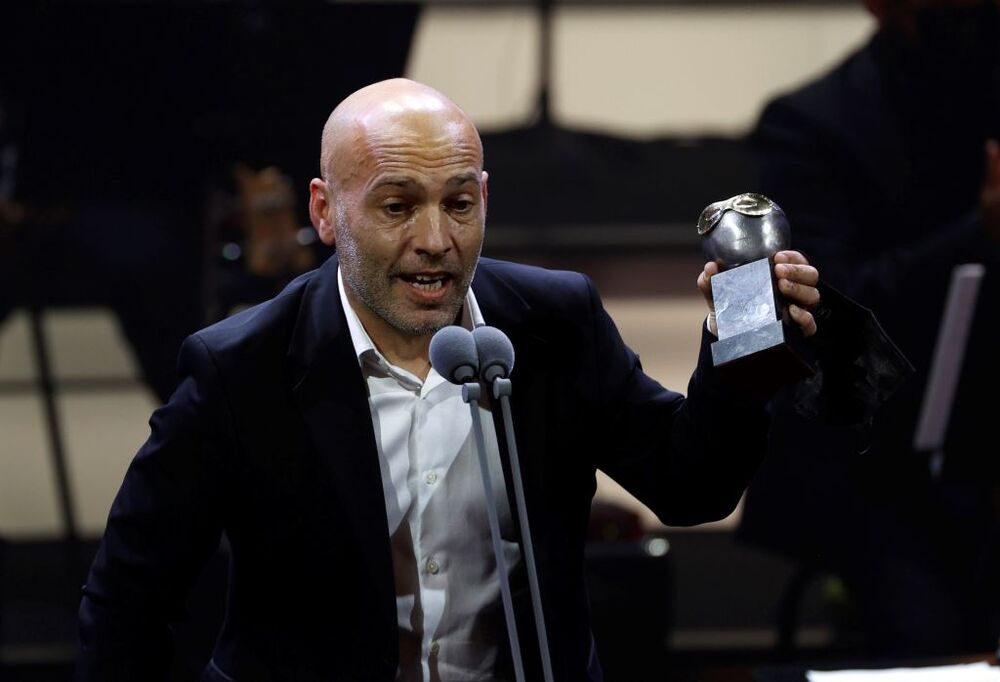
[78,255,770,681]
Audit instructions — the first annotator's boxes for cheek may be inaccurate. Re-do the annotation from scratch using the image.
[458,220,485,250]
[447,211,485,238]
[347,229,406,275]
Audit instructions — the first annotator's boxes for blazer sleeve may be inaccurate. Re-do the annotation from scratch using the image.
[582,274,772,527]
[77,334,232,681]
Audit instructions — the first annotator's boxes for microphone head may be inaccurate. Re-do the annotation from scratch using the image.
[472,325,514,383]
[429,326,479,384]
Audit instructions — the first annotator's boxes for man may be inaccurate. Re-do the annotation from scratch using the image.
[738,0,999,655]
[78,79,825,681]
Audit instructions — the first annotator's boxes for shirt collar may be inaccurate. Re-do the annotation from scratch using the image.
[337,266,485,368]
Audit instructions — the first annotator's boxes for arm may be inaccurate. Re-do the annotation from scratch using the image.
[77,335,232,681]
[585,274,771,527]
[590,247,838,524]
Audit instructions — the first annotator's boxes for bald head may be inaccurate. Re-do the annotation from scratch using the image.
[307,78,488,353]
[320,78,483,188]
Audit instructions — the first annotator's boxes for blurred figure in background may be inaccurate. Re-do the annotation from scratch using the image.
[0,3,418,405]
[0,10,202,404]
[739,0,1000,656]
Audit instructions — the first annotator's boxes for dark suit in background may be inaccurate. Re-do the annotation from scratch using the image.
[738,15,1000,654]
[78,255,772,681]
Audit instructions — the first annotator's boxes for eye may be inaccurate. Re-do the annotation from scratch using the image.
[383,201,410,216]
[449,199,474,213]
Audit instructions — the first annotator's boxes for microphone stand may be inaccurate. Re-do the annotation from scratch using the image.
[492,377,555,682]
[461,381,527,682]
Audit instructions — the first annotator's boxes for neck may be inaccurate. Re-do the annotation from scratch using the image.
[346,290,434,381]
[371,331,433,382]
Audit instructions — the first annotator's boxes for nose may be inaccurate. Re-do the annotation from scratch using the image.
[411,206,452,258]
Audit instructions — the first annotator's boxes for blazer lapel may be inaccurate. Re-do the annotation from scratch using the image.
[472,265,551,562]
[473,264,563,678]
[287,255,397,646]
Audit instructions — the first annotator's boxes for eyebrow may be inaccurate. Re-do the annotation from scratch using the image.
[370,172,480,192]
[447,172,480,187]
[371,176,417,191]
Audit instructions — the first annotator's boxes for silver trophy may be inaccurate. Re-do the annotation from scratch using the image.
[698,193,814,382]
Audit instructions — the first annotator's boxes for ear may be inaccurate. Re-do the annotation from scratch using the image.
[480,170,489,217]
[309,178,337,246]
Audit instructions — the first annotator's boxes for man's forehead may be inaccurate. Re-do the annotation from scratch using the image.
[359,107,480,150]
[342,115,482,183]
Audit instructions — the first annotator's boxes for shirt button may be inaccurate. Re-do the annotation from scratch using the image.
[425,472,438,485]
[430,641,440,656]
[426,558,440,575]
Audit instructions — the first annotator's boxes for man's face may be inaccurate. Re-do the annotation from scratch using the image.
[316,114,487,340]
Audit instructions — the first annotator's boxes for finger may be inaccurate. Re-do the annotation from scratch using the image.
[774,262,819,286]
[697,261,719,291]
[697,270,709,293]
[697,261,719,308]
[774,250,809,265]
[779,279,822,308]
[789,304,817,338]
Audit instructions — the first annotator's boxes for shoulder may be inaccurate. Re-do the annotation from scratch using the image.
[476,257,595,304]
[183,266,321,369]
[471,258,610,354]
[755,39,880,138]
[474,257,599,322]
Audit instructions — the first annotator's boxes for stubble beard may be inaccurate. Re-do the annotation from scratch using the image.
[337,211,479,338]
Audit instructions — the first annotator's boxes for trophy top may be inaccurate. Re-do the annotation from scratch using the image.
[697,192,776,236]
[697,192,790,269]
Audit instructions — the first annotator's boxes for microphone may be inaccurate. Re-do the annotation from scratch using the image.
[472,326,554,682]
[429,325,479,384]
[471,325,515,383]
[428,326,527,682]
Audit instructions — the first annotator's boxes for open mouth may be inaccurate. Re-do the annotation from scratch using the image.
[398,272,453,292]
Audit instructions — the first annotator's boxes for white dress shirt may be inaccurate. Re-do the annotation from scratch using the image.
[338,269,521,682]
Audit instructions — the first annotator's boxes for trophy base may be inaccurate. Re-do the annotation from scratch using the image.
[711,319,815,392]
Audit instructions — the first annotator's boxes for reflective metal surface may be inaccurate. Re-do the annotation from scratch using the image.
[697,192,790,269]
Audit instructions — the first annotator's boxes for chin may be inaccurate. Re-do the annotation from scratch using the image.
[390,309,461,337]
